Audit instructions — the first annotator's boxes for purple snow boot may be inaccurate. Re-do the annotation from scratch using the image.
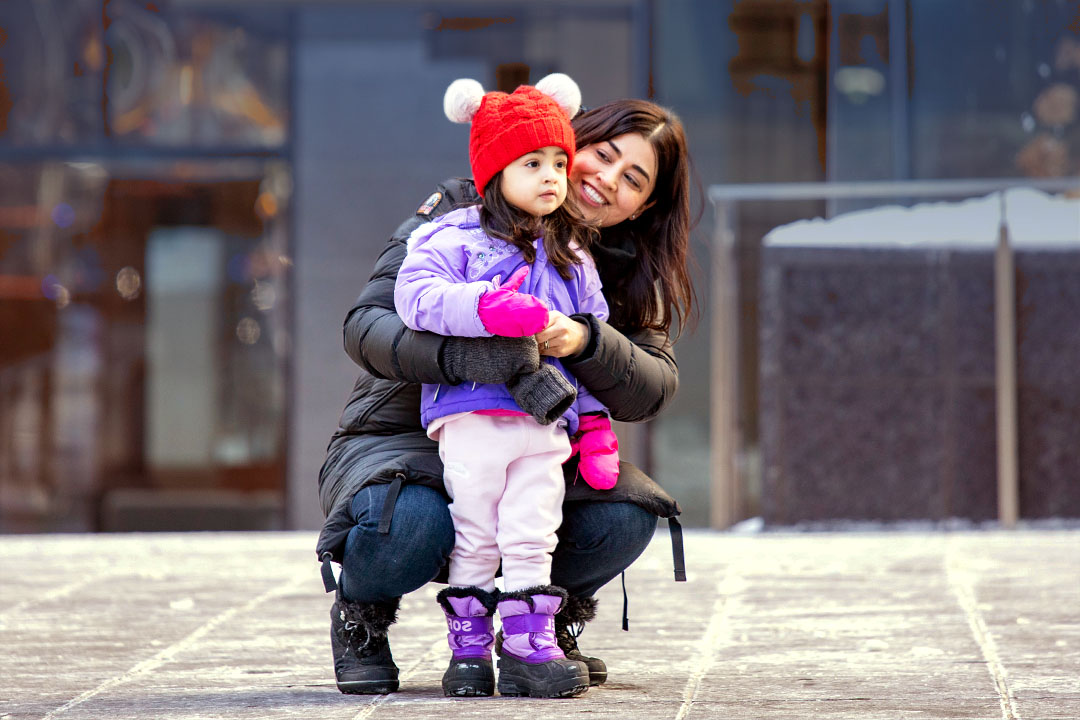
[436,586,499,697]
[496,585,590,698]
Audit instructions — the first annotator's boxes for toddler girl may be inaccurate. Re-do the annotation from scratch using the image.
[394,73,618,699]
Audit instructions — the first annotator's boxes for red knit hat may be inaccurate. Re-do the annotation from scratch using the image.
[444,74,582,197]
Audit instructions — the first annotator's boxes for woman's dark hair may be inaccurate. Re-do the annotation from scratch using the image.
[571,99,696,337]
[479,172,598,280]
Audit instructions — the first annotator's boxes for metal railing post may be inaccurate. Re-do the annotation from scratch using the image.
[710,199,739,529]
[995,192,1020,528]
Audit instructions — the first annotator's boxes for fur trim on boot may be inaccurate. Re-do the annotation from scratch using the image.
[555,594,598,625]
[436,586,500,616]
[338,593,399,638]
[497,584,568,612]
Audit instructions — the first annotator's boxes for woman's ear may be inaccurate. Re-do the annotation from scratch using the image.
[631,199,657,221]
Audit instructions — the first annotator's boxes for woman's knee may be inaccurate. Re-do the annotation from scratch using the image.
[341,484,455,601]
[559,501,657,552]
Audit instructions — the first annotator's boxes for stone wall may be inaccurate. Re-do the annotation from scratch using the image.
[759,246,1080,524]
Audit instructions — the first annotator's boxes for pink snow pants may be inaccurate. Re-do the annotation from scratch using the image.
[431,412,572,593]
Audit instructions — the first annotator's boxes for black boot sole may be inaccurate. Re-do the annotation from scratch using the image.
[442,658,495,697]
[496,657,590,698]
[336,677,400,695]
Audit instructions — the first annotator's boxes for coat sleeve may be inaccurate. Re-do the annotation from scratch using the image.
[394,226,495,338]
[342,179,477,384]
[562,318,678,424]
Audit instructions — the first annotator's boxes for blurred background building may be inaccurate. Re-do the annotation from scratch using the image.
[0,0,1077,533]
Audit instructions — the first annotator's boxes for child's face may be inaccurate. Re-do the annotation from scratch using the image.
[499,146,568,218]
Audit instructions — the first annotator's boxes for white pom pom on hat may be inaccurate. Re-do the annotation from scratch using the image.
[534,73,582,119]
[444,78,485,124]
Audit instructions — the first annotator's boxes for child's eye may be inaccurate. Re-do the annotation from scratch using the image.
[525,160,539,168]
[556,160,567,169]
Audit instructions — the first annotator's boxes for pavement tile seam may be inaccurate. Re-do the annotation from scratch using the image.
[945,549,1021,720]
[36,570,312,720]
[671,559,741,720]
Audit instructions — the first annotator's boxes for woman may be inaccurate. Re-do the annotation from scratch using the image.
[317,98,695,695]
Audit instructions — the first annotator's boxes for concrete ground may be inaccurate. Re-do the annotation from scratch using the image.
[1,528,1077,720]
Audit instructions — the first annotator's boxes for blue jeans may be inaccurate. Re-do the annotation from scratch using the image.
[340,482,657,604]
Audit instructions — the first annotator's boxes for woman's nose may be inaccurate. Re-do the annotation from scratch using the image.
[597,168,617,190]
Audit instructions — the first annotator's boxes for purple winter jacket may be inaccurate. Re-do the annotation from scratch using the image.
[394,206,608,435]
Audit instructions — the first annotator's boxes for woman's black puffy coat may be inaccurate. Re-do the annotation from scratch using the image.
[316,178,681,563]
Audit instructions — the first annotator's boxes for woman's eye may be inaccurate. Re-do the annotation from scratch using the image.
[625,174,641,189]
[597,150,610,162]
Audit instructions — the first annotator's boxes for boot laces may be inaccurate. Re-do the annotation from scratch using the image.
[555,621,585,654]
[340,613,379,655]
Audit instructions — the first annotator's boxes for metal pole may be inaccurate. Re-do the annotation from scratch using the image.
[710,200,739,529]
[888,0,911,181]
[994,192,1020,528]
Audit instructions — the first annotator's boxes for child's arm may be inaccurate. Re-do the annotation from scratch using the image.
[476,267,550,337]
[395,227,550,338]
[394,225,496,338]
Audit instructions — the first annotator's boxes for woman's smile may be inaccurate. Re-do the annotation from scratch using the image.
[580,181,607,207]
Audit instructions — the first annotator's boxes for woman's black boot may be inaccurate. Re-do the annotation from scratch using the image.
[555,595,608,686]
[330,588,400,694]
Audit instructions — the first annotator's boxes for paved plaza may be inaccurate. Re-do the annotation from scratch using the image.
[1,528,1077,719]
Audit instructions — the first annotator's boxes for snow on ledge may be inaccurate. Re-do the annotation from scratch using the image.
[763,188,1080,249]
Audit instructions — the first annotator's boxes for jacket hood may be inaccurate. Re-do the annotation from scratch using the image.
[407,206,480,254]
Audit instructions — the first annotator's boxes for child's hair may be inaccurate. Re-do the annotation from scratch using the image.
[479,171,598,281]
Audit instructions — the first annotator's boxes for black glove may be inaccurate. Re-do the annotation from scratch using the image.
[508,364,577,425]
[440,335,541,385]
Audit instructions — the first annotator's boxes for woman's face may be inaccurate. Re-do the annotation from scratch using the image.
[570,132,658,228]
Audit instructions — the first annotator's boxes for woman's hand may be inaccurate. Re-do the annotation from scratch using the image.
[535,311,589,358]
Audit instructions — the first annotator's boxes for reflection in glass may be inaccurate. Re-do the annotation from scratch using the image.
[0,160,290,532]
[0,1,289,149]
[236,317,261,345]
[116,266,142,300]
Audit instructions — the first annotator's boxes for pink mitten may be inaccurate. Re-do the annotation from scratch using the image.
[477,266,550,337]
[575,413,620,490]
